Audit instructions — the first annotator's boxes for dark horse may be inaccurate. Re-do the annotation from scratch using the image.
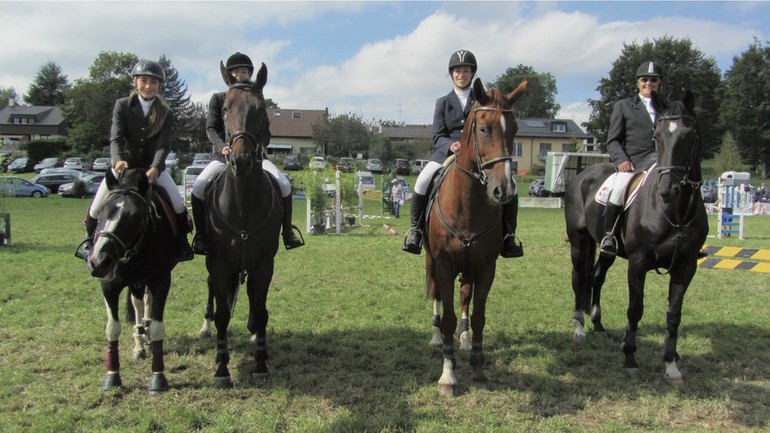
[201,62,282,388]
[86,168,178,395]
[425,78,526,396]
[565,90,708,384]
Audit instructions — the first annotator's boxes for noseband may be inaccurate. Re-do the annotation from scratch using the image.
[454,105,514,185]
[92,189,151,264]
[654,114,700,190]
[224,83,268,170]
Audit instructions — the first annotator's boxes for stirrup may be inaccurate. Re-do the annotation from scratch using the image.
[192,234,207,255]
[283,225,305,250]
[402,227,423,254]
[74,238,92,260]
[599,235,617,257]
[501,233,524,258]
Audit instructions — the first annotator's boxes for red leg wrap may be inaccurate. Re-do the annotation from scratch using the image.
[151,340,164,373]
[106,340,120,372]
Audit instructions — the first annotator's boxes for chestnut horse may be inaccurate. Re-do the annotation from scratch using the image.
[202,62,282,388]
[86,168,178,395]
[425,78,526,396]
[565,90,708,384]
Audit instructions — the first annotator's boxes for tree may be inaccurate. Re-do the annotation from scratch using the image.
[585,36,722,156]
[0,86,19,108]
[23,61,70,106]
[62,51,138,156]
[720,40,770,177]
[368,134,392,161]
[158,55,196,151]
[487,65,560,118]
[714,131,744,175]
[311,112,372,157]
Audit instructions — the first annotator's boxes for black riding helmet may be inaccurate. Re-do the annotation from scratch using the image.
[131,59,165,82]
[636,61,664,79]
[448,49,477,75]
[225,52,254,75]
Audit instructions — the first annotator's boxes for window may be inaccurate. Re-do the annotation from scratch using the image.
[551,122,566,133]
[538,143,552,161]
[512,142,523,157]
[292,111,302,119]
[274,110,282,117]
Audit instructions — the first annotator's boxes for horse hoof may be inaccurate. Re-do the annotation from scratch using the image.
[148,372,169,397]
[132,350,147,361]
[429,327,442,346]
[198,330,211,339]
[214,375,233,389]
[664,374,684,387]
[471,371,488,383]
[458,331,471,351]
[573,331,586,344]
[625,367,641,380]
[252,371,270,383]
[102,372,122,392]
[437,383,457,397]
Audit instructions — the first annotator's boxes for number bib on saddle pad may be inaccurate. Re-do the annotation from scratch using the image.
[594,163,657,210]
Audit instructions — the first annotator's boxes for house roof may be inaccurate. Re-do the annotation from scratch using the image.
[0,105,65,127]
[516,118,592,139]
[379,124,432,140]
[268,108,328,138]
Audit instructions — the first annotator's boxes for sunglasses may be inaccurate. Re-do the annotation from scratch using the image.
[639,77,660,83]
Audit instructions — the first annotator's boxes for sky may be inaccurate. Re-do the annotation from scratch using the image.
[1,1,768,131]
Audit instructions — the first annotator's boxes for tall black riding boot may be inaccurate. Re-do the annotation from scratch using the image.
[191,195,207,255]
[74,214,98,260]
[500,194,524,258]
[174,210,194,262]
[281,195,304,250]
[599,203,623,258]
[403,192,428,254]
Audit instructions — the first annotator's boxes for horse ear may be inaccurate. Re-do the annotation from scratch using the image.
[506,80,527,105]
[683,89,695,112]
[650,90,667,114]
[254,62,268,91]
[221,61,235,86]
[472,78,487,104]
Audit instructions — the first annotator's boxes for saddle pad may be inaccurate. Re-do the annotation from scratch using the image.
[594,163,657,209]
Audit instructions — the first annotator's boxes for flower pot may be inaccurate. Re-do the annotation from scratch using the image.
[312,223,326,235]
[345,216,356,226]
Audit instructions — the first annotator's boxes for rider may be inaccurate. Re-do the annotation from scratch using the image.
[599,61,663,257]
[402,49,523,258]
[75,59,194,262]
[190,52,304,254]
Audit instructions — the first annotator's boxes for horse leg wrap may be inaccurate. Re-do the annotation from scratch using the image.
[105,316,121,341]
[106,340,120,372]
[150,340,164,373]
[470,342,485,368]
[148,321,165,341]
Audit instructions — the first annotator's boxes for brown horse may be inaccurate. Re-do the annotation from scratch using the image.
[202,62,282,388]
[425,78,526,396]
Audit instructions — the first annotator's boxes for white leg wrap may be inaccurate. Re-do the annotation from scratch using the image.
[664,360,682,380]
[438,358,457,387]
[148,321,165,341]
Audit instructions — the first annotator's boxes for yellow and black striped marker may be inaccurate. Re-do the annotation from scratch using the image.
[697,245,770,273]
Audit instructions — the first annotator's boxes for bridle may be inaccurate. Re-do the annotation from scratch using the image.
[654,114,701,191]
[454,105,514,186]
[224,83,268,171]
[92,188,152,264]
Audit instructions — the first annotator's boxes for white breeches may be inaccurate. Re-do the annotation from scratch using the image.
[90,169,185,218]
[608,172,635,205]
[191,159,291,199]
[414,161,443,195]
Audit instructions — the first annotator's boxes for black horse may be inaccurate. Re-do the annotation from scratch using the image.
[86,168,178,395]
[201,62,282,388]
[565,90,708,384]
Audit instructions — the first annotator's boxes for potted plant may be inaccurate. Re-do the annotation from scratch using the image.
[296,169,328,234]
[340,171,358,226]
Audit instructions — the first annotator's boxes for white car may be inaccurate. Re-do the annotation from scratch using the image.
[365,158,383,173]
[411,159,429,175]
[165,152,179,168]
[182,165,205,197]
[92,158,111,172]
[309,157,326,170]
[356,171,376,191]
[63,157,89,170]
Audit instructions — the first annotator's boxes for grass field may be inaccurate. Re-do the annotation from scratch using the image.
[1,192,769,432]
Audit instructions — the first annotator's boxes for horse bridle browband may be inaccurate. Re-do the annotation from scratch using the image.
[93,188,152,264]
[453,105,514,185]
[224,83,268,169]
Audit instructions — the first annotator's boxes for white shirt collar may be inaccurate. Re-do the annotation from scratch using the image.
[454,87,471,110]
[138,95,155,117]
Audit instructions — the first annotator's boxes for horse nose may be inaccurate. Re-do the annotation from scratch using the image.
[88,253,115,279]
[493,184,514,204]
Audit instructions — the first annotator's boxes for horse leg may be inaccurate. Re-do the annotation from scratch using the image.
[198,288,215,339]
[102,285,123,392]
[469,271,493,384]
[146,275,170,396]
[590,255,614,334]
[426,256,442,346]
[129,284,149,360]
[662,262,695,386]
[458,280,472,351]
[570,232,599,341]
[247,263,274,379]
[212,272,236,388]
[436,275,458,397]
[430,300,442,346]
[621,264,646,379]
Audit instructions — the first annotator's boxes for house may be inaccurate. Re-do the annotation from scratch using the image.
[0,100,68,147]
[266,107,328,156]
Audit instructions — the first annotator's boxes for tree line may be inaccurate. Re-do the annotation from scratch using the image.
[2,36,769,177]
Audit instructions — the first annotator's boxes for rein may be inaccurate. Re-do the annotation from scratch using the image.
[453,106,514,186]
[93,188,152,264]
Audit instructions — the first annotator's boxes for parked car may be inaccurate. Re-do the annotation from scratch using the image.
[0,176,49,197]
[393,159,410,175]
[309,156,326,170]
[528,178,546,197]
[7,157,35,174]
[365,158,383,173]
[34,157,62,173]
[192,153,211,166]
[182,165,205,196]
[31,173,80,192]
[58,173,105,197]
[411,159,429,175]
[700,184,717,204]
[283,155,301,171]
[356,171,376,192]
[322,177,336,197]
[63,157,89,170]
[335,157,355,173]
[165,152,179,168]
[92,157,111,172]
[40,167,90,177]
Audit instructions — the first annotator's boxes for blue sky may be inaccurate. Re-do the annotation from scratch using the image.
[2,1,768,130]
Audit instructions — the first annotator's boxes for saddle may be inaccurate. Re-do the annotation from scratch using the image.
[594,163,657,210]
[424,155,456,230]
[150,187,181,237]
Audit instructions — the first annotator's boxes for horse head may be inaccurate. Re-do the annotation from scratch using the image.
[652,90,701,204]
[459,78,527,204]
[87,169,151,282]
[221,62,270,176]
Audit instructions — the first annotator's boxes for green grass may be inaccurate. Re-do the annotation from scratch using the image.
[0,194,769,432]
